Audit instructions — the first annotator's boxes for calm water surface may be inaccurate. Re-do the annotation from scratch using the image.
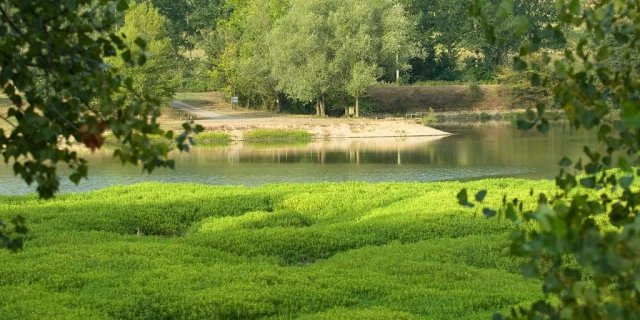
[0,123,596,195]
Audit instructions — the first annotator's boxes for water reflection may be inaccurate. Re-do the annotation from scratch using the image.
[0,123,597,195]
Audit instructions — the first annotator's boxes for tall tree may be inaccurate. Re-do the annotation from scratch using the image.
[214,0,287,110]
[268,0,337,117]
[331,0,418,117]
[269,0,419,116]
[109,2,177,103]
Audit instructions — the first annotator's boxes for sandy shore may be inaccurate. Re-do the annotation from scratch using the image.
[165,98,451,140]
[193,117,451,140]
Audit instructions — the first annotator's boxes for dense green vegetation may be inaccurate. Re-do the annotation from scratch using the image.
[244,129,314,143]
[463,1,640,318]
[4,0,640,317]
[102,132,232,147]
[0,179,553,319]
[98,0,571,114]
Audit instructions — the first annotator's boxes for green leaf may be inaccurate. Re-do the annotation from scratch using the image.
[476,190,488,202]
[513,57,528,71]
[619,156,632,172]
[513,15,531,35]
[498,0,514,18]
[580,176,596,189]
[537,119,550,134]
[569,0,580,15]
[559,157,572,167]
[619,176,634,189]
[116,0,129,12]
[121,50,132,63]
[522,262,539,278]
[457,189,474,208]
[505,203,518,222]
[137,54,147,67]
[69,173,82,185]
[483,208,497,218]
[134,37,147,50]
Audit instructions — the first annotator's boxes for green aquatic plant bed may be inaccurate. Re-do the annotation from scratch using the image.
[102,132,231,148]
[244,129,314,142]
[0,180,553,319]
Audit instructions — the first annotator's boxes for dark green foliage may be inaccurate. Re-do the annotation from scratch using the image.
[467,0,640,318]
[0,0,202,249]
[177,59,214,92]
[498,55,555,108]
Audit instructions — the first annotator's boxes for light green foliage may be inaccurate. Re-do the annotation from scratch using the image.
[421,108,437,125]
[464,0,640,318]
[244,129,314,143]
[0,179,554,319]
[108,2,177,103]
[344,61,380,118]
[267,0,419,116]
[193,132,232,145]
[214,0,287,110]
[268,0,336,117]
[0,0,202,249]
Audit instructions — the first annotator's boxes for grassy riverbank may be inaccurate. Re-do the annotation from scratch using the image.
[0,179,556,319]
[244,129,315,142]
[102,132,232,147]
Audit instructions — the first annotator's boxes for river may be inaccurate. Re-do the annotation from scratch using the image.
[0,123,596,195]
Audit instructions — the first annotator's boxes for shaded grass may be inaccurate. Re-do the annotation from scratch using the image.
[0,179,554,319]
[244,129,314,143]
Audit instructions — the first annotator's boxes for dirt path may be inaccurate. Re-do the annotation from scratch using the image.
[170,100,240,120]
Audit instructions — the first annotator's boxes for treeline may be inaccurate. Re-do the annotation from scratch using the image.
[118,0,634,115]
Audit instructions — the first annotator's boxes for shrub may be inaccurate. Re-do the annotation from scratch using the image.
[421,108,437,125]
[193,132,232,146]
[469,84,485,103]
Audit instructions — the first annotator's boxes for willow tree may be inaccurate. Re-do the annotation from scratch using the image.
[331,0,419,117]
[268,0,337,117]
[269,0,418,117]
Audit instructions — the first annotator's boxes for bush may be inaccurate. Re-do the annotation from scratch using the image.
[497,55,554,109]
[421,108,437,125]
[469,84,485,103]
[193,132,232,146]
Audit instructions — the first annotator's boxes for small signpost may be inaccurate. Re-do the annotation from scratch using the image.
[348,107,355,116]
[231,96,239,109]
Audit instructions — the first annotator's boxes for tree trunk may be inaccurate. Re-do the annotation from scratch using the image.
[317,96,326,117]
[355,96,360,118]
